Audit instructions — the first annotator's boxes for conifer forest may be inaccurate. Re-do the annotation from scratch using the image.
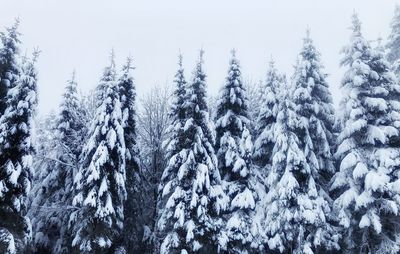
[3,2,400,254]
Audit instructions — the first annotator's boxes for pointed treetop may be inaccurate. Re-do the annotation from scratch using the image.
[177,52,183,68]
[198,48,205,64]
[351,12,362,36]
[7,18,20,36]
[70,69,76,82]
[1,18,22,47]
[304,28,312,42]
[110,49,116,68]
[68,69,77,86]
[268,55,275,68]
[102,50,116,81]
[123,56,135,72]
[230,48,237,58]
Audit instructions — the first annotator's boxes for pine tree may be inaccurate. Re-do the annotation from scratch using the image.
[387,4,400,77]
[332,14,400,253]
[214,50,257,253]
[29,72,86,254]
[117,57,141,253]
[0,52,38,253]
[0,20,22,117]
[70,55,127,253]
[265,79,339,253]
[283,30,338,252]
[157,50,228,254]
[253,59,280,168]
[155,54,187,253]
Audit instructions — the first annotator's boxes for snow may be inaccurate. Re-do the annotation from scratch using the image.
[231,188,255,210]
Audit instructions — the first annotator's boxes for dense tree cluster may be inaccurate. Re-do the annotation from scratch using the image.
[1,7,400,254]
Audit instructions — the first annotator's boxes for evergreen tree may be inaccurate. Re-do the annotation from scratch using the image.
[29,72,86,254]
[117,57,141,253]
[332,14,400,253]
[284,30,338,252]
[253,59,280,168]
[387,4,400,77]
[70,55,127,253]
[0,20,22,117]
[292,31,336,187]
[157,50,228,254]
[155,54,187,253]
[265,80,339,253]
[214,50,257,253]
[0,52,38,253]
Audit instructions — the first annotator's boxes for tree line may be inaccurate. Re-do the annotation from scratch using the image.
[1,8,400,254]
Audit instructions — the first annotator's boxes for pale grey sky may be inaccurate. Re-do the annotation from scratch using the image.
[1,0,398,115]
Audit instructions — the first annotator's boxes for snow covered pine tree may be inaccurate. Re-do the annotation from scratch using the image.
[332,13,400,253]
[29,72,86,254]
[214,50,258,253]
[157,50,228,254]
[0,51,38,253]
[117,57,142,253]
[70,54,127,253]
[155,54,187,252]
[284,30,339,252]
[264,41,340,251]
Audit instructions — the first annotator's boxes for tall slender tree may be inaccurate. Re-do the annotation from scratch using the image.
[69,55,127,253]
[117,57,142,253]
[0,52,38,253]
[29,72,86,254]
[332,14,400,253]
[214,50,258,253]
[157,50,228,254]
[155,54,187,253]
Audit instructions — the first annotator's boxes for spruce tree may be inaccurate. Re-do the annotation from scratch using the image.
[253,59,280,168]
[387,4,400,77]
[0,20,22,117]
[265,79,339,253]
[332,14,400,253]
[157,50,228,254]
[155,54,187,253]
[29,72,86,254]
[287,30,338,252]
[0,52,38,253]
[214,50,257,253]
[70,55,127,253]
[292,31,336,185]
[117,57,141,253]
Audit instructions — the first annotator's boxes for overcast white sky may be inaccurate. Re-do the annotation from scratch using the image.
[1,0,398,115]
